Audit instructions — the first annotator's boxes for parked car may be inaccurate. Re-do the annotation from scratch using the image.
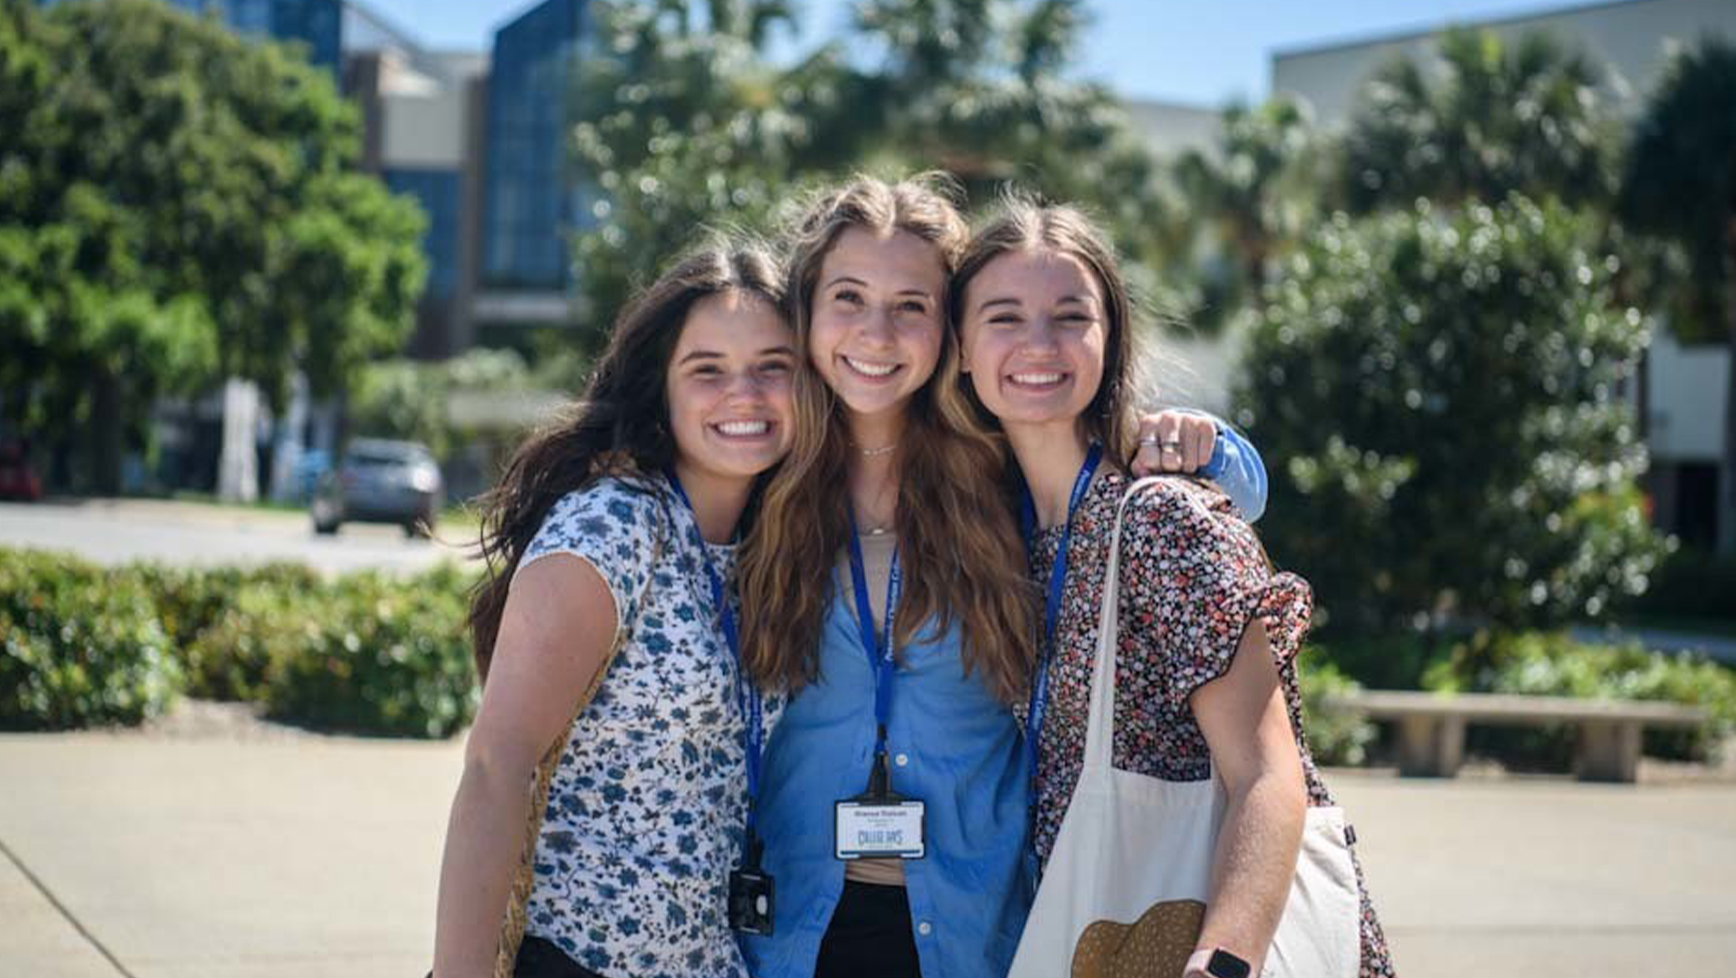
[0,437,43,502]
[311,438,442,537]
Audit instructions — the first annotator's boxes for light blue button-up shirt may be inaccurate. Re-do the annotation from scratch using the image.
[740,586,1034,978]
[740,418,1264,978]
[1199,417,1268,522]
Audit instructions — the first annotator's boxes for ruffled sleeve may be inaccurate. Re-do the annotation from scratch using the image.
[516,476,664,632]
[1116,478,1312,706]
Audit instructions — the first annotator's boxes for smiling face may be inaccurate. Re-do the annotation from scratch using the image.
[665,289,797,486]
[806,226,949,425]
[960,247,1109,436]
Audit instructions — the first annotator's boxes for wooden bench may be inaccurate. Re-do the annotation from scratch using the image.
[1319,690,1710,783]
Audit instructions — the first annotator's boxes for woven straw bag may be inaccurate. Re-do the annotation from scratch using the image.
[489,628,625,978]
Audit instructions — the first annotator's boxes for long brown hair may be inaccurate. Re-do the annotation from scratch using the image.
[950,197,1138,471]
[737,174,1039,704]
[468,236,785,681]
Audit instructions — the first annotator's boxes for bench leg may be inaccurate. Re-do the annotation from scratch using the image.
[1395,715,1464,777]
[1577,721,1642,783]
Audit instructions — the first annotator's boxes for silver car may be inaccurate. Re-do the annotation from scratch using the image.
[311,438,442,537]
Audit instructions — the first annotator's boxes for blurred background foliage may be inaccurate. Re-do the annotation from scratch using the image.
[0,0,427,493]
[3,1,1736,755]
[1,547,479,737]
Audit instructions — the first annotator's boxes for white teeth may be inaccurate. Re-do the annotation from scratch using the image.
[843,356,898,378]
[1011,372,1064,385]
[716,420,769,436]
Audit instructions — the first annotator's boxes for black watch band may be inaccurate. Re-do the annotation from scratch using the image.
[1206,948,1252,978]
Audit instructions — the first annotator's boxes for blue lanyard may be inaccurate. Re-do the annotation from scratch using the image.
[1020,442,1103,784]
[845,515,901,759]
[663,472,763,835]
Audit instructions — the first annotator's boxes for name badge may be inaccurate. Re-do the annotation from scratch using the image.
[834,799,926,860]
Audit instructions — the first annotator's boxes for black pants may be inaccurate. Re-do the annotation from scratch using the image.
[513,935,607,978]
[814,881,923,978]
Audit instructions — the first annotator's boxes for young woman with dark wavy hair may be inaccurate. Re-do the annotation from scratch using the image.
[431,236,796,978]
[734,177,1269,978]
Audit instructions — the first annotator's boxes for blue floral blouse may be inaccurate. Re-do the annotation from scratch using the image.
[516,475,780,978]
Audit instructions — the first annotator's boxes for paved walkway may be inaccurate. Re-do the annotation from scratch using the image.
[2,727,1733,978]
[0,499,473,576]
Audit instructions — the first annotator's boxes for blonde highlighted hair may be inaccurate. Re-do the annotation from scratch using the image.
[737,174,1038,703]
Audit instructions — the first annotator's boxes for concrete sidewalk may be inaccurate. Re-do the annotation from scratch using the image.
[0,499,471,576]
[2,728,1734,978]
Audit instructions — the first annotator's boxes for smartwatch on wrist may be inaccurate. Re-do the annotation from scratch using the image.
[1185,947,1252,978]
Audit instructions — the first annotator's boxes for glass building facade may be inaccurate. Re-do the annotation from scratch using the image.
[39,0,584,344]
[70,0,348,72]
[232,0,342,72]
[481,0,588,290]
[384,168,463,301]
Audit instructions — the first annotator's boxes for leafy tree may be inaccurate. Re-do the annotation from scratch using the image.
[851,0,1183,302]
[1340,27,1617,214]
[0,0,425,491]
[568,0,865,346]
[1169,98,1334,329]
[568,0,1183,349]
[1619,37,1736,554]
[1238,195,1665,636]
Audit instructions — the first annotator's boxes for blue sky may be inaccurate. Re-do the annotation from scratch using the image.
[359,0,1585,106]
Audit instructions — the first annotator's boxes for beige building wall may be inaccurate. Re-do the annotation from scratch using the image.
[1272,0,1736,126]
[1118,98,1242,416]
[1122,97,1222,159]
[381,86,469,169]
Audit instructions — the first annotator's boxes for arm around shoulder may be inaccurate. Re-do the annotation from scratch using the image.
[1206,423,1267,523]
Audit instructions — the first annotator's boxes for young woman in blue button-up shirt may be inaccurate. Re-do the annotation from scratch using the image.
[734,176,1268,978]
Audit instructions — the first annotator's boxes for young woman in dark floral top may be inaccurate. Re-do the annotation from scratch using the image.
[952,201,1395,978]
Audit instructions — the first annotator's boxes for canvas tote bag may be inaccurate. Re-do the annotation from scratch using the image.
[1008,477,1361,978]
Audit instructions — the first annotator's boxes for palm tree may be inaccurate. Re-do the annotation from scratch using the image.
[1171,98,1329,328]
[1620,37,1736,554]
[1341,27,1616,213]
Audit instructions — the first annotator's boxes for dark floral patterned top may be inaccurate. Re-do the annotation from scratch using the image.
[516,476,782,978]
[1018,471,1395,977]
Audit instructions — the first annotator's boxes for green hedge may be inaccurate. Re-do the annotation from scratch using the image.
[1296,649,1377,767]
[1302,630,1446,691]
[0,547,478,736]
[1423,630,1736,763]
[1304,627,1736,767]
[134,562,322,699]
[260,565,478,738]
[0,549,182,729]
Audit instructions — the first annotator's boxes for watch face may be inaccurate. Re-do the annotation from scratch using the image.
[1207,948,1252,978]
